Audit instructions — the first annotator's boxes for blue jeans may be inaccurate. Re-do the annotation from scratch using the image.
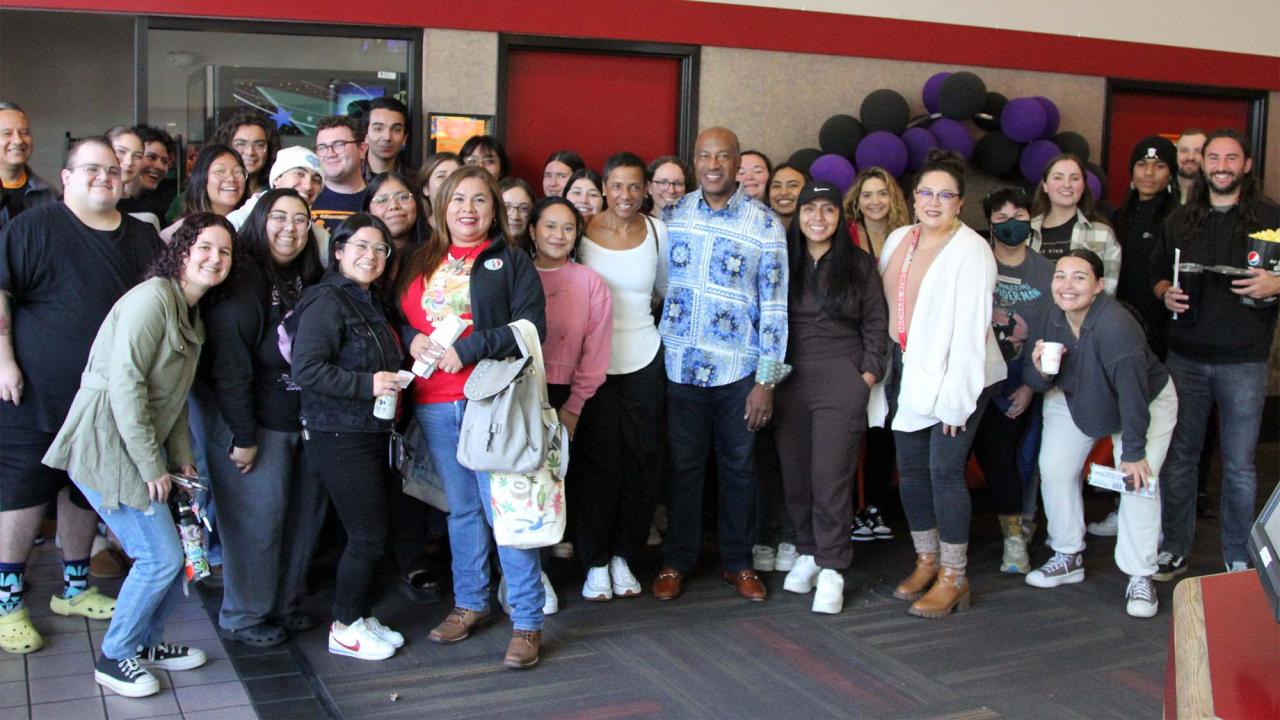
[415,401,544,631]
[1161,353,1267,564]
[75,484,185,661]
[662,376,757,573]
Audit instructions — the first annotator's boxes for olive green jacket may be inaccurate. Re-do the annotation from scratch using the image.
[44,277,202,510]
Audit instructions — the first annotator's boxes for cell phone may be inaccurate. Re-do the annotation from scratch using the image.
[169,473,208,493]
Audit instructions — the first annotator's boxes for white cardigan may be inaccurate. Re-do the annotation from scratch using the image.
[868,223,1007,432]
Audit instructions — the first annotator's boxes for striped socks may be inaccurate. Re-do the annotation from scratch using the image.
[0,562,25,614]
[62,558,90,599]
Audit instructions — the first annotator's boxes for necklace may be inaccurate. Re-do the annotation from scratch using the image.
[445,242,485,275]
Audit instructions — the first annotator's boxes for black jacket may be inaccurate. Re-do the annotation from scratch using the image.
[400,239,547,363]
[1025,294,1169,462]
[292,271,403,433]
[200,264,310,446]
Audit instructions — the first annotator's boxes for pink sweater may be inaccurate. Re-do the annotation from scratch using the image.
[536,262,613,416]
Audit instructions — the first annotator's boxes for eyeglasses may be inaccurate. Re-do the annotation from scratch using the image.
[370,191,414,207]
[915,189,961,202]
[232,139,269,153]
[651,179,685,190]
[345,240,391,258]
[506,203,531,217]
[209,167,249,181]
[71,163,122,179]
[315,139,355,156]
[267,212,312,229]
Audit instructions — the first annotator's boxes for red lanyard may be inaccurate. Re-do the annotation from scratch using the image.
[895,226,923,352]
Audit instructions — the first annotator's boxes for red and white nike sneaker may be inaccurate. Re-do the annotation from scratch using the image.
[328,618,395,660]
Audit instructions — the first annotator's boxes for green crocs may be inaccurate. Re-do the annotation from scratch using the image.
[50,586,116,620]
[0,607,44,654]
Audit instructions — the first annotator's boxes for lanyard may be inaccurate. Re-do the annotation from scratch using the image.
[895,226,923,352]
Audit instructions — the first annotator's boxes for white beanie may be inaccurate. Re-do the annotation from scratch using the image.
[269,146,323,185]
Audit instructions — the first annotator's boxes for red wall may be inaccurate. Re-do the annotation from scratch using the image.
[504,50,680,189]
[1105,92,1253,203]
[7,0,1279,90]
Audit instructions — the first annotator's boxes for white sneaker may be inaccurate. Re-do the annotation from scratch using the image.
[541,571,559,615]
[752,544,776,572]
[811,569,845,614]
[774,543,799,572]
[1225,561,1251,573]
[609,556,641,597]
[783,554,821,594]
[363,617,404,648]
[1125,575,1158,618]
[582,566,612,602]
[328,619,394,660]
[1087,511,1119,537]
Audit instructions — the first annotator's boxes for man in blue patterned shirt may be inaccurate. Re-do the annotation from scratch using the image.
[652,127,789,602]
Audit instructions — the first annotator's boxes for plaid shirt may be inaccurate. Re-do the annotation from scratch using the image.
[1031,209,1122,295]
[659,188,788,387]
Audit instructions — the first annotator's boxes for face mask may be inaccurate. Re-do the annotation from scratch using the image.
[991,218,1032,247]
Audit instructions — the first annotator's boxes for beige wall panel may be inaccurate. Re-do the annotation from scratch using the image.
[421,28,498,157]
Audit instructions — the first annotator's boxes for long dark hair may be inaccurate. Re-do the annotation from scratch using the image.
[238,188,323,306]
[183,144,246,216]
[397,165,511,298]
[459,135,509,179]
[364,171,430,248]
[786,194,868,321]
[1030,153,1110,227]
[329,213,394,298]
[1169,128,1264,242]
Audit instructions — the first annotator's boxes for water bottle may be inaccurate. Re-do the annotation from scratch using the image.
[373,392,397,420]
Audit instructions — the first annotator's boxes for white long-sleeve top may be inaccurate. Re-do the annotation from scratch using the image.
[868,223,1007,431]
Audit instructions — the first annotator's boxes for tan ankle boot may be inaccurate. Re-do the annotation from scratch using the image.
[893,553,939,601]
[908,566,970,618]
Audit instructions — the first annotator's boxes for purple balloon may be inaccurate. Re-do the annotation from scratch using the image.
[923,72,951,115]
[1001,97,1047,143]
[928,118,973,160]
[901,127,938,172]
[810,153,858,195]
[1034,97,1060,139]
[854,132,908,178]
[1087,171,1104,202]
[1020,140,1062,184]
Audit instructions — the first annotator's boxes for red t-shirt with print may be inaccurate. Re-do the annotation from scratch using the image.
[400,241,491,404]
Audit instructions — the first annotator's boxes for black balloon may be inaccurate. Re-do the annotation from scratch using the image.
[973,131,1022,177]
[938,71,987,121]
[819,114,865,160]
[787,148,824,174]
[1052,131,1091,164]
[974,92,1008,132]
[860,89,911,136]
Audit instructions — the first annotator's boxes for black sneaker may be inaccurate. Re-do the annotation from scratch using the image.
[138,642,207,671]
[850,511,875,542]
[865,506,893,540]
[398,569,443,605]
[1152,552,1188,582]
[95,654,159,697]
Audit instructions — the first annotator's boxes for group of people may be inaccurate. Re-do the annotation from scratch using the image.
[1,94,1276,699]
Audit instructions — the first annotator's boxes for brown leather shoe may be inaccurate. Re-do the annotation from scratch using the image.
[652,568,684,601]
[428,607,490,644]
[503,630,541,669]
[722,569,767,601]
[908,567,970,619]
[893,553,939,601]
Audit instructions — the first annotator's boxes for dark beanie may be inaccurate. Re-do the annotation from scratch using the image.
[1129,136,1176,170]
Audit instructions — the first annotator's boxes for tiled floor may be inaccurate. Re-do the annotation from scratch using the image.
[4,540,258,720]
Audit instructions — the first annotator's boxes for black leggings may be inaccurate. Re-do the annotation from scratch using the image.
[970,399,1031,515]
[304,430,392,625]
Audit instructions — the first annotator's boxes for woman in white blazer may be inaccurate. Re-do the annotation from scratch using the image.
[868,150,1006,619]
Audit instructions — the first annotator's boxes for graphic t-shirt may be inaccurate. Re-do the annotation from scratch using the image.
[310,186,367,233]
[1038,217,1076,260]
[399,241,491,404]
[991,249,1055,411]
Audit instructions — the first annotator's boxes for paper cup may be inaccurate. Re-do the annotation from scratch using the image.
[1041,342,1065,374]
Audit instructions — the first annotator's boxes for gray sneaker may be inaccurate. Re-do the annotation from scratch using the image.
[1125,575,1158,618]
[1025,552,1085,588]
